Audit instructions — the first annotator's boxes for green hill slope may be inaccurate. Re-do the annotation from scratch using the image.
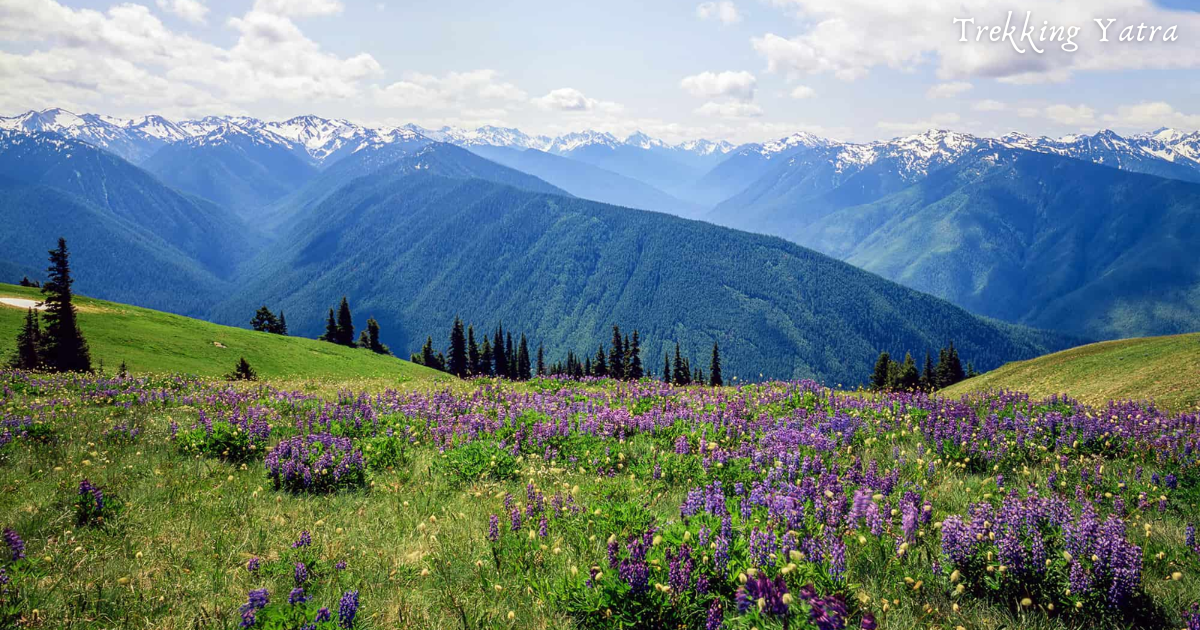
[942,333,1200,412]
[0,283,441,381]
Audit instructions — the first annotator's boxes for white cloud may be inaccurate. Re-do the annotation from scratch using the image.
[680,71,756,101]
[0,0,380,116]
[252,0,343,18]
[1101,102,1200,130]
[926,81,971,99]
[754,0,1200,84]
[1044,104,1095,126]
[156,0,208,24]
[789,85,815,99]
[532,88,623,113]
[374,69,526,110]
[876,112,961,134]
[972,99,1006,112]
[696,101,763,118]
[696,1,740,25]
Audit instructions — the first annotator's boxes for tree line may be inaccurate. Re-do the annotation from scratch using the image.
[870,342,977,392]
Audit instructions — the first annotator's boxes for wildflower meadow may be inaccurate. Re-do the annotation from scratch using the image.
[2,369,1200,629]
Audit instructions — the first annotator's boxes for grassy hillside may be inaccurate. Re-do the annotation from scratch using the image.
[943,332,1200,412]
[0,283,441,381]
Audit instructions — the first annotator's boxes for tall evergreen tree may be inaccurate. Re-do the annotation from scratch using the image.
[608,326,625,380]
[493,326,507,378]
[627,331,644,380]
[448,317,468,377]
[662,353,672,384]
[593,345,608,377]
[672,343,688,386]
[920,351,935,391]
[251,306,279,333]
[467,326,480,376]
[896,352,920,391]
[419,336,440,370]
[966,361,978,378]
[517,334,531,381]
[275,311,288,335]
[9,308,41,370]
[506,332,516,378]
[871,351,892,391]
[335,297,355,346]
[480,338,494,377]
[709,342,723,387]
[39,238,90,373]
[584,355,592,378]
[364,318,388,354]
[536,344,545,376]
[934,346,951,389]
[321,308,338,342]
[946,342,965,385]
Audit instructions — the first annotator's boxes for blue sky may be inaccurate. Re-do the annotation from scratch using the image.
[2,0,1199,143]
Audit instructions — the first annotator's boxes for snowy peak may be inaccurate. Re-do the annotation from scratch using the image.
[547,130,621,153]
[760,131,831,157]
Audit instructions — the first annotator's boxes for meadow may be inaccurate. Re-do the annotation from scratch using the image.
[2,370,1200,630]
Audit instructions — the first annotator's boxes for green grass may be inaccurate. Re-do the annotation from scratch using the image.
[0,282,444,382]
[943,332,1200,413]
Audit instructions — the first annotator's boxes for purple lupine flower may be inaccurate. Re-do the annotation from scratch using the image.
[294,561,309,585]
[293,530,312,548]
[538,517,549,538]
[247,557,260,572]
[316,608,332,623]
[1188,524,1196,549]
[338,590,359,629]
[860,612,878,629]
[510,508,522,532]
[705,599,723,630]
[488,514,500,542]
[288,587,309,606]
[239,588,270,628]
[335,559,347,571]
[2,528,25,561]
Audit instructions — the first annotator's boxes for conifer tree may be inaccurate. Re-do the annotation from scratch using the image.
[321,309,338,342]
[920,351,935,391]
[709,342,723,387]
[896,352,920,391]
[506,332,516,378]
[9,308,41,370]
[448,317,468,377]
[467,326,480,376]
[275,311,288,335]
[966,362,978,378]
[227,357,256,381]
[364,318,388,354]
[627,331,644,380]
[593,345,608,377]
[672,343,688,386]
[517,334,531,381]
[335,297,355,346]
[492,326,507,378]
[946,342,965,385]
[480,338,494,377]
[871,351,892,391]
[662,353,671,384]
[39,238,90,373]
[608,326,625,380]
[251,306,279,333]
[536,344,545,376]
[420,336,438,369]
[584,356,592,377]
[934,346,951,389]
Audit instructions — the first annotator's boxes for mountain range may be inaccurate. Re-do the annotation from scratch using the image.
[2,106,1198,365]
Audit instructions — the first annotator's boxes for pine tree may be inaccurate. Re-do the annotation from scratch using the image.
[934,347,950,390]
[506,332,516,378]
[966,362,978,378]
[448,317,468,377]
[227,357,257,381]
[321,309,338,342]
[662,353,672,384]
[672,343,688,386]
[627,331,644,380]
[493,326,507,378]
[365,317,388,354]
[584,356,592,378]
[251,306,279,332]
[593,345,608,377]
[608,326,625,380]
[467,326,480,376]
[117,360,128,377]
[335,297,355,346]
[536,344,545,376]
[709,342,723,387]
[9,308,41,370]
[39,238,90,373]
[896,352,920,391]
[920,351,935,391]
[871,351,892,391]
[18,276,37,288]
[517,334,531,380]
[946,341,965,386]
[480,338,494,376]
[275,311,288,335]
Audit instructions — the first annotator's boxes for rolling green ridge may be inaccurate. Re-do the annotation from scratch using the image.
[943,332,1200,413]
[0,282,441,380]
[211,154,1075,386]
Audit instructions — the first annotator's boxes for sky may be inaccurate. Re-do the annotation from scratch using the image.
[2,0,1200,144]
